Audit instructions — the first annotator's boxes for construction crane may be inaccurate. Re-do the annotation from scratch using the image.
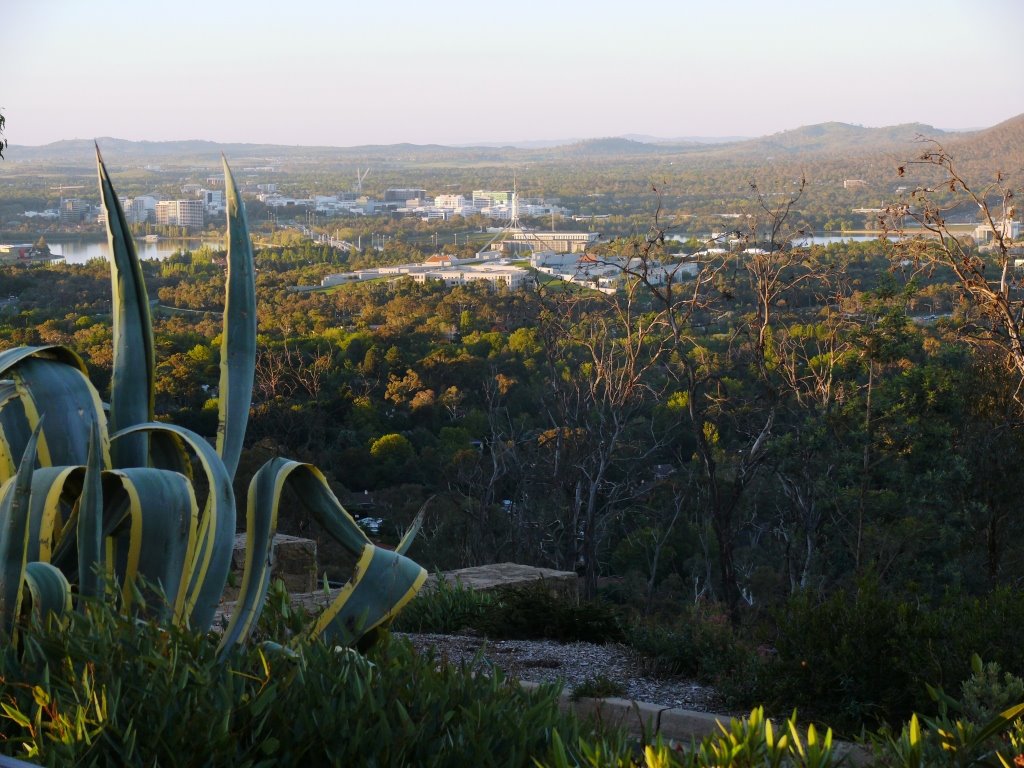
[354,169,369,194]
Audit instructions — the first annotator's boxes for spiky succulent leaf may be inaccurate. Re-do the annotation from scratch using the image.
[112,423,235,631]
[395,496,430,556]
[220,460,425,650]
[280,465,370,554]
[148,429,194,484]
[25,466,83,564]
[0,345,89,378]
[280,465,425,646]
[0,347,107,477]
[218,457,296,653]
[310,543,426,647]
[77,420,104,604]
[0,422,41,636]
[216,157,257,482]
[22,561,72,624]
[0,380,27,482]
[104,468,198,622]
[97,146,154,468]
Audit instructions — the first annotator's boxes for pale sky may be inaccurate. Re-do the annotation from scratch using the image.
[3,0,1022,147]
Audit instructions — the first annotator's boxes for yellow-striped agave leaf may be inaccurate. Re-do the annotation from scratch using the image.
[279,465,370,554]
[22,561,71,624]
[0,347,108,474]
[77,420,104,604]
[25,466,83,564]
[0,379,26,482]
[97,147,154,469]
[148,429,194,484]
[216,157,257,482]
[310,543,426,647]
[280,465,425,646]
[112,423,235,631]
[104,468,198,623]
[218,457,297,653]
[0,423,41,637]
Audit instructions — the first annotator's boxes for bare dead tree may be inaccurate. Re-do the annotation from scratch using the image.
[884,141,1023,395]
[534,268,671,599]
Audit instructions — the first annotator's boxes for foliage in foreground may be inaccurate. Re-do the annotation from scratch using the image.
[0,591,1021,767]
[0,599,593,767]
[541,703,1024,768]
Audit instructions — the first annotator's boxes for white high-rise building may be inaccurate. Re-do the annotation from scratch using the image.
[156,200,205,230]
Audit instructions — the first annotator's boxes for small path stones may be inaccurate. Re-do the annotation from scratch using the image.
[398,632,725,713]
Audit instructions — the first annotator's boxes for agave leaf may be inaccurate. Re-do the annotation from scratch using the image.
[310,543,426,647]
[105,468,198,623]
[0,380,17,409]
[0,345,90,378]
[25,466,83,563]
[0,352,108,472]
[0,382,29,482]
[218,456,298,653]
[0,422,42,637]
[97,146,154,468]
[279,464,370,554]
[395,495,431,556]
[75,420,105,606]
[112,423,235,631]
[22,561,72,624]
[278,465,425,645]
[216,157,257,482]
[148,429,193,483]
[219,460,425,649]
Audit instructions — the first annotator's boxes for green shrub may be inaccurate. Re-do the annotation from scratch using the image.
[396,580,624,644]
[475,584,625,644]
[765,584,938,728]
[626,603,763,706]
[959,654,1024,725]
[391,575,496,634]
[762,583,1024,730]
[572,674,627,702]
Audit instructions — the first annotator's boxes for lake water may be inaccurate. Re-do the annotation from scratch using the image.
[46,239,224,264]
[790,234,899,246]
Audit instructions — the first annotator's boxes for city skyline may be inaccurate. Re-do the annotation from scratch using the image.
[3,0,1023,148]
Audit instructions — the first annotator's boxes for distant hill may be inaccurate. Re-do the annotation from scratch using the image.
[944,113,1024,179]
[551,137,695,157]
[720,121,952,158]
[621,133,750,145]
[6,116,1020,180]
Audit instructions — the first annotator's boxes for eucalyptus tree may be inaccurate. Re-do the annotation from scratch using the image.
[885,142,1024,394]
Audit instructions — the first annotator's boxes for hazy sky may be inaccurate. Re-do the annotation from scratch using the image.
[3,0,1023,147]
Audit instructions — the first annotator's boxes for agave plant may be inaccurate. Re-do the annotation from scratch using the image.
[0,148,426,654]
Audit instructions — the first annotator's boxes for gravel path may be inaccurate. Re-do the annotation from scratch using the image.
[398,632,726,712]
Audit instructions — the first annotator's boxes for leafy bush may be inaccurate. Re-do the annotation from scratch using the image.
[626,603,762,705]
[391,575,496,634]
[475,583,625,644]
[762,583,1024,729]
[0,600,596,767]
[572,674,627,702]
[396,580,624,644]
[959,655,1024,725]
